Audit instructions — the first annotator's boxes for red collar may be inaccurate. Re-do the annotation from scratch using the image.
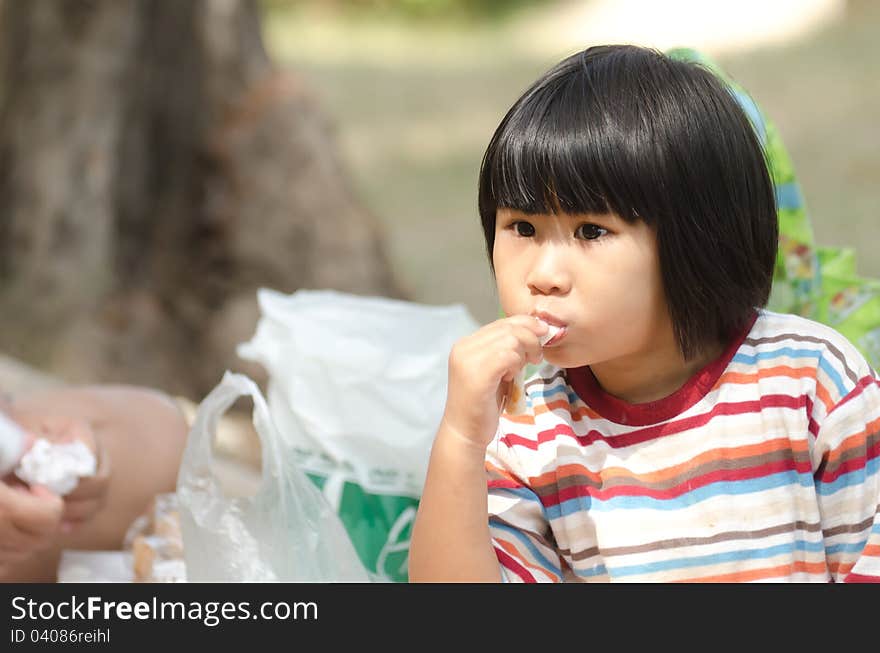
[566,312,757,426]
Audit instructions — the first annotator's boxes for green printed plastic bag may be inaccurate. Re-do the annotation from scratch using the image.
[238,289,480,582]
[306,472,416,582]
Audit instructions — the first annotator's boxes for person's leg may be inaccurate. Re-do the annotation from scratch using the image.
[0,384,189,582]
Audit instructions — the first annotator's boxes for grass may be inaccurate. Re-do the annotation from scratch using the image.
[262,3,880,326]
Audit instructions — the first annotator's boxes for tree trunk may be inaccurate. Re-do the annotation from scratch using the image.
[0,0,402,399]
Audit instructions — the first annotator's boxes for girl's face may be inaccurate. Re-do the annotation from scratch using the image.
[493,208,677,372]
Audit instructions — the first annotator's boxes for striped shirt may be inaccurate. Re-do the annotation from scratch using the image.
[486,309,880,582]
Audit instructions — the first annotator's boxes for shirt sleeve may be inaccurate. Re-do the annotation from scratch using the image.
[813,371,880,582]
[485,429,564,583]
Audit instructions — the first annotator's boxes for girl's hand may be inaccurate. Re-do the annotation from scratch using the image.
[441,315,547,451]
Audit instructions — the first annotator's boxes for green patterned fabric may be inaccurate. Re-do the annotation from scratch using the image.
[667,48,880,370]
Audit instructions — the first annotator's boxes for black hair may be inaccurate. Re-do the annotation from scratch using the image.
[478,44,778,360]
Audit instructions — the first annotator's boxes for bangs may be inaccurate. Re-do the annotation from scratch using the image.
[480,52,661,224]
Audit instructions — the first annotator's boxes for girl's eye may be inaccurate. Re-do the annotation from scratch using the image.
[514,221,536,237]
[575,223,608,240]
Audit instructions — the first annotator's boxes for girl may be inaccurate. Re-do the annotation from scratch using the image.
[409,44,880,582]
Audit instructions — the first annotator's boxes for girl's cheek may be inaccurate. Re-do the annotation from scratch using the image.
[494,284,520,317]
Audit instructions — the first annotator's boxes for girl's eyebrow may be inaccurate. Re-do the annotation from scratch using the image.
[498,209,622,226]
[563,212,619,225]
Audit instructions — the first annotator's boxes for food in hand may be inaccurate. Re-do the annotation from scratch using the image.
[14,438,97,495]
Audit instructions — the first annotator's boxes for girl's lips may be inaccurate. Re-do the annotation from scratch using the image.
[533,311,566,328]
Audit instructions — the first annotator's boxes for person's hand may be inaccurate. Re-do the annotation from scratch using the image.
[0,475,63,575]
[8,413,110,533]
[59,435,110,532]
[441,315,547,451]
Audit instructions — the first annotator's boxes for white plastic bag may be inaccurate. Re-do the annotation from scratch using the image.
[176,371,370,582]
[237,288,480,581]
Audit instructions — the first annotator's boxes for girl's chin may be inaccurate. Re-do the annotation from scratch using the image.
[541,347,591,370]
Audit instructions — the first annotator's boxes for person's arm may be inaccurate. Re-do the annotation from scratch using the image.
[409,315,547,582]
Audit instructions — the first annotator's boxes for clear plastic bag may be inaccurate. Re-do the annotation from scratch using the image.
[176,371,370,582]
[236,289,479,581]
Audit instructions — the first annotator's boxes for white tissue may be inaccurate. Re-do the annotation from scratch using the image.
[538,322,562,346]
[15,438,97,495]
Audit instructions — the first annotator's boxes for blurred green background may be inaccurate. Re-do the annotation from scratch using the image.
[260,0,878,326]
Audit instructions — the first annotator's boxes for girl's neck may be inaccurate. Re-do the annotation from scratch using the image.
[589,339,725,405]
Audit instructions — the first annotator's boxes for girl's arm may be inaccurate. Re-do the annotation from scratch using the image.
[409,315,547,582]
[409,424,500,582]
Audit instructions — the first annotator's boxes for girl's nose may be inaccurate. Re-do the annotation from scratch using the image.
[526,248,572,296]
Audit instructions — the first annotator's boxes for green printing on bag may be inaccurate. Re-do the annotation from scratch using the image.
[307,473,417,583]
